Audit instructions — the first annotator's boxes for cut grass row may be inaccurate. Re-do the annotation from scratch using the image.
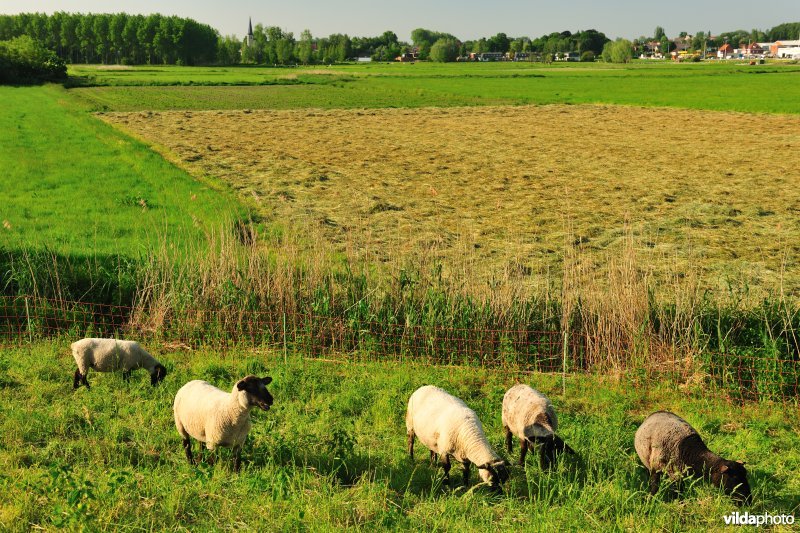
[0,342,797,530]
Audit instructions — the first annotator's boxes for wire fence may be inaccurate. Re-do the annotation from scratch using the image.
[0,295,797,403]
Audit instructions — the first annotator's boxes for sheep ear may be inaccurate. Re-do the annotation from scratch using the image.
[236,381,247,391]
[719,464,729,473]
[736,460,745,465]
[262,376,272,385]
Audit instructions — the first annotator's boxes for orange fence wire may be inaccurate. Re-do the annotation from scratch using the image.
[0,295,797,403]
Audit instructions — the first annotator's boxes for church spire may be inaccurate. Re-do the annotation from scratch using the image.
[248,17,253,38]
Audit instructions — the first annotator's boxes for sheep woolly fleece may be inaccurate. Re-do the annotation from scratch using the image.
[71,338,161,374]
[634,411,700,476]
[502,383,558,440]
[406,385,501,470]
[173,379,259,450]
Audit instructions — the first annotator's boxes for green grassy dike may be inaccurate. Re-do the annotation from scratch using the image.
[0,342,797,531]
[0,84,244,257]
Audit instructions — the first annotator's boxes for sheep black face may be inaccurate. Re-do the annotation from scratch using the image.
[151,364,168,386]
[714,460,751,505]
[479,460,510,488]
[236,375,274,411]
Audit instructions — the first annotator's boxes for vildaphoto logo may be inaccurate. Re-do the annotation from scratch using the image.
[723,512,795,527]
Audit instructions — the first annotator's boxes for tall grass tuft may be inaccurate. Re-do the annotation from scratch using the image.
[1,221,798,401]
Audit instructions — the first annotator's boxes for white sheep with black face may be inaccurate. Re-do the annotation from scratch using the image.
[173,375,273,472]
[406,385,509,489]
[71,338,167,389]
[502,384,576,468]
[635,411,751,505]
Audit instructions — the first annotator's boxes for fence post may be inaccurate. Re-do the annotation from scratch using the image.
[282,311,287,365]
[24,296,33,344]
[562,327,569,397]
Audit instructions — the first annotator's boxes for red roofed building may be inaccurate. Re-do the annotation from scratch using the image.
[717,43,734,59]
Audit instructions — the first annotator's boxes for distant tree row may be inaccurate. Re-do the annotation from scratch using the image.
[0,12,218,65]
[2,13,798,66]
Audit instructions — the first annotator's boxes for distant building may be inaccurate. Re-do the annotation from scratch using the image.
[771,40,800,58]
[743,42,765,57]
[717,43,734,59]
[244,17,254,48]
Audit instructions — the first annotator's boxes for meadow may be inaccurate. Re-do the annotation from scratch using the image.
[0,85,244,257]
[69,61,800,113]
[0,342,797,531]
[1,61,800,530]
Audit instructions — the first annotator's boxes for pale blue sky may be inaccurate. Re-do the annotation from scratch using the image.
[2,0,798,41]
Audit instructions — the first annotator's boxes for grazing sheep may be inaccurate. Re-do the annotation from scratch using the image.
[406,385,509,488]
[502,384,576,468]
[635,411,751,504]
[71,337,167,389]
[173,375,273,472]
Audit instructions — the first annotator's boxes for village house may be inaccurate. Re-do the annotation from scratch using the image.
[717,43,734,59]
[771,40,800,58]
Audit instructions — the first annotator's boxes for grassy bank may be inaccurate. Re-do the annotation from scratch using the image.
[0,84,245,258]
[0,342,797,530]
[2,227,798,402]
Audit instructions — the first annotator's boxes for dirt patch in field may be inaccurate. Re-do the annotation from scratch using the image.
[101,105,800,292]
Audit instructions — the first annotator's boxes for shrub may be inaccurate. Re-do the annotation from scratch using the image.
[581,51,595,62]
[0,35,67,84]
[429,38,459,63]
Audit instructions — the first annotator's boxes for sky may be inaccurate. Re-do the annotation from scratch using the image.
[2,0,798,41]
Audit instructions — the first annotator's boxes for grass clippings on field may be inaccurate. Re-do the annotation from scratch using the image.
[100,104,800,294]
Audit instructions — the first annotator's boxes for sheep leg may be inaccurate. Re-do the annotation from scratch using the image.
[232,446,242,473]
[122,370,131,382]
[462,460,471,487]
[519,437,529,465]
[182,438,193,465]
[504,426,513,454]
[81,372,90,389]
[648,469,662,495]
[203,442,216,465]
[73,369,83,390]
[441,454,451,486]
[407,431,415,460]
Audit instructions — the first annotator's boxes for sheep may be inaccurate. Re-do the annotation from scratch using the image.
[71,337,167,389]
[502,384,576,468]
[634,411,751,504]
[173,375,273,472]
[406,385,509,489]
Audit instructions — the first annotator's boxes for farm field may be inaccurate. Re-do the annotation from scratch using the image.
[0,342,797,531]
[101,103,800,293]
[70,61,800,114]
[1,59,800,531]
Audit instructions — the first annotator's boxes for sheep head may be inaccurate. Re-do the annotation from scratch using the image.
[478,460,510,487]
[236,375,274,411]
[713,460,751,505]
[151,364,168,386]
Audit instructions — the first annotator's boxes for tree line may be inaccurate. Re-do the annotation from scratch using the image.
[0,13,218,65]
[1,13,798,67]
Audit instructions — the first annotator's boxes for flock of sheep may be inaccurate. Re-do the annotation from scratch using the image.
[70,337,752,504]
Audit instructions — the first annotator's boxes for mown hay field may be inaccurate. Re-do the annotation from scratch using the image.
[102,104,800,294]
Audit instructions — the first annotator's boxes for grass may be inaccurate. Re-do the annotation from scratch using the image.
[68,61,800,114]
[0,84,246,258]
[0,341,797,531]
[99,103,800,295]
